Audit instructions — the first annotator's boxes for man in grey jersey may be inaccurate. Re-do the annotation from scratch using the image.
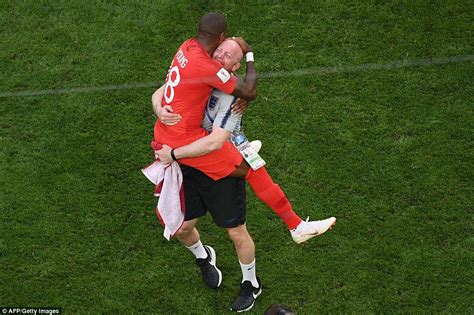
[153,39,265,312]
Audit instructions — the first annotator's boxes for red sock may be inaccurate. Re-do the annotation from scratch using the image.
[246,167,302,229]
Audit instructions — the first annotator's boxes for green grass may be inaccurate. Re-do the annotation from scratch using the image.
[1,0,473,314]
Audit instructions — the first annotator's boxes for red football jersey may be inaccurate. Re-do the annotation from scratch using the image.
[154,38,237,146]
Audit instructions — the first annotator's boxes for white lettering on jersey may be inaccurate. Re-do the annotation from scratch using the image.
[176,49,188,68]
[216,68,231,83]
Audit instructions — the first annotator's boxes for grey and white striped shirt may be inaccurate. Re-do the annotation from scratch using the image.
[202,89,242,133]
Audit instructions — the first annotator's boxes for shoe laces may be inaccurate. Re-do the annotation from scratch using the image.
[196,255,211,270]
[291,217,311,233]
[239,281,255,297]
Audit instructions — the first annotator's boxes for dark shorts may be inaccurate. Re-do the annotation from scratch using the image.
[180,165,246,228]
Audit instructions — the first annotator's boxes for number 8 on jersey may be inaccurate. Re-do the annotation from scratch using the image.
[164,66,181,104]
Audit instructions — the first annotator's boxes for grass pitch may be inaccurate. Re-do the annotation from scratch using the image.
[1,1,473,314]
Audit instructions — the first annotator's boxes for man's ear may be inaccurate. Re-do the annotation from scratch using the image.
[218,32,225,44]
[231,62,241,73]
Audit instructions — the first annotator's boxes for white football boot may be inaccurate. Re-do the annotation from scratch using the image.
[290,217,336,244]
[249,140,262,153]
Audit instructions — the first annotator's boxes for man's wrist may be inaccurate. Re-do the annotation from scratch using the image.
[246,52,254,63]
[170,149,178,161]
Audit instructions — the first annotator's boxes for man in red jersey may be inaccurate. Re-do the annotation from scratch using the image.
[153,12,257,180]
[155,13,335,244]
[155,38,336,245]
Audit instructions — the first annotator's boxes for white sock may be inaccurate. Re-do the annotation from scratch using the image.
[239,259,259,288]
[185,240,207,259]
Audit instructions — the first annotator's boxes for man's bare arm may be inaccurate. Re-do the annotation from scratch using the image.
[152,85,181,125]
[156,126,231,165]
[175,127,231,158]
[151,85,165,116]
[232,61,257,101]
[231,37,257,101]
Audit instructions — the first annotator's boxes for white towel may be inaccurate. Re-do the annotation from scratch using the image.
[142,160,184,240]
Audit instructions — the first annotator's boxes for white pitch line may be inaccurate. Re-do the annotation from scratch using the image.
[0,82,158,98]
[258,54,474,79]
[0,54,472,98]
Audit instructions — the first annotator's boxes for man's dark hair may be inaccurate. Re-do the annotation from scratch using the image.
[198,12,227,37]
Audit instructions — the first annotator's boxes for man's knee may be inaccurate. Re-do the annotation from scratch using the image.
[229,160,250,178]
[176,227,190,238]
[176,220,196,238]
[227,225,250,245]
